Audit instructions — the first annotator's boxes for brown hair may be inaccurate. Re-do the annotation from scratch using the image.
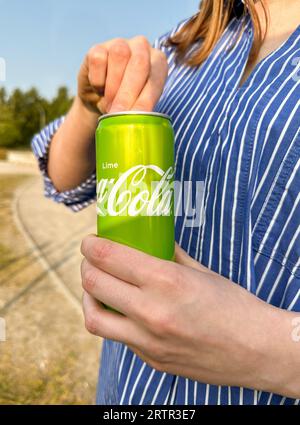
[168,0,268,66]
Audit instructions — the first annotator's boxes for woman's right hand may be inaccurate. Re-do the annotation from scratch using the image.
[48,36,168,192]
[77,36,169,115]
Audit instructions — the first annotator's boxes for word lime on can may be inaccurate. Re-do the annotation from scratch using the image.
[96,111,175,262]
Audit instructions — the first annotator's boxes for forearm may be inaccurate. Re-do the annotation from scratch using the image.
[176,251,300,397]
[48,96,100,191]
[229,285,300,398]
[255,305,300,398]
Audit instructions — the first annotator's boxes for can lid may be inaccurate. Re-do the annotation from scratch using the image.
[97,110,171,123]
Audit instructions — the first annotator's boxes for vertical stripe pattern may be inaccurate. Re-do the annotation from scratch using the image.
[32,12,300,405]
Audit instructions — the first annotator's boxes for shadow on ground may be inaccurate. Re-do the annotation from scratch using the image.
[0,168,101,405]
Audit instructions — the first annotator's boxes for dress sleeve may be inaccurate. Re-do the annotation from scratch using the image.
[31,116,96,212]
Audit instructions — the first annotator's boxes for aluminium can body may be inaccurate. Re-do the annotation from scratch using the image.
[96,112,175,261]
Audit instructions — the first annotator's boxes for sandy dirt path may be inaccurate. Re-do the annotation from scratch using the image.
[0,163,101,404]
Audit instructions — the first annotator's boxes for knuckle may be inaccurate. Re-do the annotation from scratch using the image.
[84,312,99,335]
[156,262,179,288]
[132,51,150,70]
[82,268,98,292]
[159,267,171,286]
[110,40,131,59]
[93,239,113,262]
[147,343,162,361]
[146,309,173,336]
[146,343,169,366]
[88,45,107,66]
[157,313,173,335]
[134,35,150,48]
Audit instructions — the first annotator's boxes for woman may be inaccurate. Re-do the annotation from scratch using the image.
[32,0,300,405]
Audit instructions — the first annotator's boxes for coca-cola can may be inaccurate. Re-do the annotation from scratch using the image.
[96,111,175,261]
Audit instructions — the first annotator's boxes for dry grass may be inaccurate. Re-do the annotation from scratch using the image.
[0,174,99,404]
[0,350,91,405]
[0,149,7,160]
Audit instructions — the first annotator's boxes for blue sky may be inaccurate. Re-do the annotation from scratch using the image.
[0,0,199,99]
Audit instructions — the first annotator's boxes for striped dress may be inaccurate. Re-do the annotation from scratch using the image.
[32,10,300,405]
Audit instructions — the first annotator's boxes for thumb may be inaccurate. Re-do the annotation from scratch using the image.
[175,243,214,275]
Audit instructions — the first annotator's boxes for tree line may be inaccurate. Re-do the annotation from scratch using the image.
[0,87,73,149]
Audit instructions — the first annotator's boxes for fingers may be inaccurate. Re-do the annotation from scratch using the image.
[132,48,168,111]
[104,39,131,111]
[82,291,146,345]
[86,44,108,96]
[81,36,167,115]
[81,258,142,317]
[109,36,151,113]
[81,235,169,288]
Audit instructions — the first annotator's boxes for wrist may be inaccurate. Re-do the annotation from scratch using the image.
[268,310,300,398]
[248,302,300,398]
[74,95,100,130]
[48,95,98,191]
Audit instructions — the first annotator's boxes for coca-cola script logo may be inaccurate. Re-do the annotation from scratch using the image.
[97,164,174,217]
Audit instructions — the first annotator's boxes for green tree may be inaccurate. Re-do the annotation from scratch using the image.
[8,88,45,147]
[0,87,7,104]
[46,86,73,122]
[0,86,73,149]
[0,104,21,147]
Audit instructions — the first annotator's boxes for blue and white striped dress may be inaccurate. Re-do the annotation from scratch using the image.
[32,11,300,405]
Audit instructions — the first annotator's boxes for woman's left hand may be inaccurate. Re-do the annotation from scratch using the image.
[80,235,298,396]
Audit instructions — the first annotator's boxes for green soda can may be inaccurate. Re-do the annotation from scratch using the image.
[95,111,175,262]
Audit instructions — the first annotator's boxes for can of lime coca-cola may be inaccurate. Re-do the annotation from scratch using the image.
[95,111,175,261]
